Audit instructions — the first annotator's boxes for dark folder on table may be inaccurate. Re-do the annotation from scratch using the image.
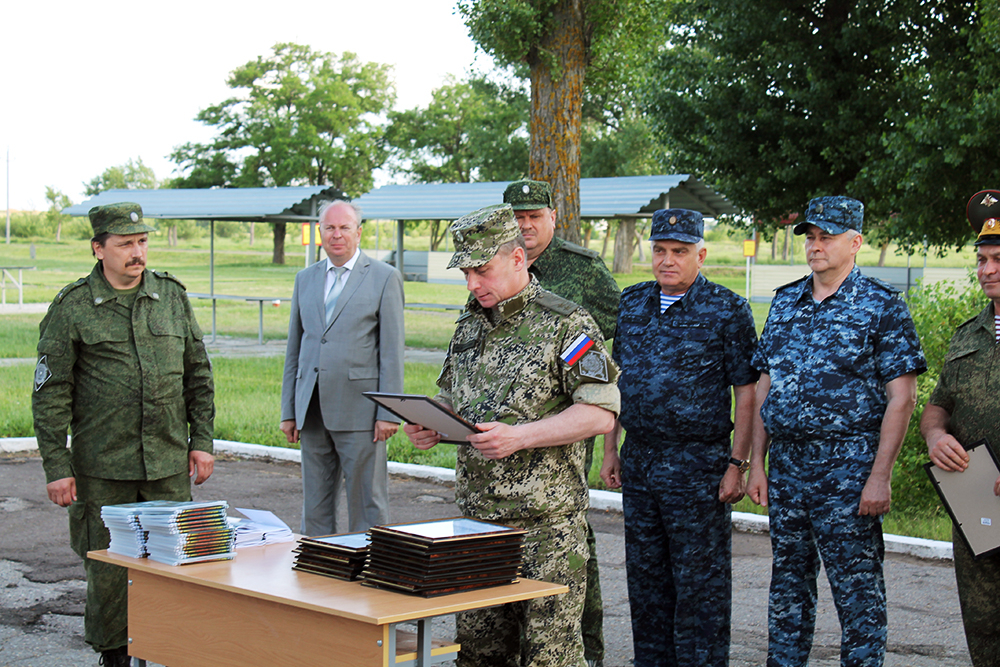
[925,439,1000,558]
[363,392,480,444]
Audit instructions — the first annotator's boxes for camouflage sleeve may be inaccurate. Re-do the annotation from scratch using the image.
[874,293,927,383]
[561,310,621,416]
[31,303,78,483]
[927,329,968,413]
[180,292,215,452]
[724,298,760,387]
[583,259,621,341]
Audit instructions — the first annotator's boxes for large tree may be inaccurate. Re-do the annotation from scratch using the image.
[458,0,667,243]
[44,187,72,242]
[84,157,157,195]
[171,42,395,263]
[645,0,971,245]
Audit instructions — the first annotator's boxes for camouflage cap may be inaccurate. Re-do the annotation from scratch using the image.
[649,208,704,244]
[447,204,522,269]
[967,190,1000,247]
[88,202,156,236]
[503,179,553,211]
[793,196,863,235]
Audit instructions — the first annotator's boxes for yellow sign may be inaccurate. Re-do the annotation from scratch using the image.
[302,223,318,246]
[743,240,756,257]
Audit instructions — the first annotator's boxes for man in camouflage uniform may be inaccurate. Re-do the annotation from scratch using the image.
[502,179,620,666]
[747,196,925,667]
[921,189,1000,666]
[32,202,215,667]
[600,208,758,666]
[403,203,620,667]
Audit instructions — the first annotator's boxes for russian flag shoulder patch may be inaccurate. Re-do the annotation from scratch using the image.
[560,334,594,366]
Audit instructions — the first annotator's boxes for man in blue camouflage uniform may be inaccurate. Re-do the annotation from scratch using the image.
[503,179,621,667]
[32,202,215,667]
[747,196,926,667]
[404,203,620,667]
[921,189,1000,667]
[600,208,758,667]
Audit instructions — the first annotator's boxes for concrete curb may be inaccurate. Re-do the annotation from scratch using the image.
[3,437,953,561]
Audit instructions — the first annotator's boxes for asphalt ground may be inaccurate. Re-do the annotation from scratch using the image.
[0,448,974,667]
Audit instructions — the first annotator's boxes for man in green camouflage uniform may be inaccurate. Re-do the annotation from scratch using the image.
[503,180,620,667]
[404,203,620,667]
[32,202,215,667]
[922,189,1000,667]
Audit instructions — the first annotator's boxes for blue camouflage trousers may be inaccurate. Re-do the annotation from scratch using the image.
[767,439,886,667]
[621,436,732,667]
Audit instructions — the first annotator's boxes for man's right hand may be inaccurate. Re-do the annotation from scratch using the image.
[47,477,76,507]
[927,432,970,472]
[747,466,768,507]
[403,422,441,450]
[280,419,299,444]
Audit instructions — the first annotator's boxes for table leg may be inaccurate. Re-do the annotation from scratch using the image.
[258,301,264,345]
[417,618,431,667]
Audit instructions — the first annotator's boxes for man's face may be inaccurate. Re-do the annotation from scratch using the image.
[514,208,556,261]
[461,247,527,309]
[94,233,148,289]
[977,245,1000,303]
[651,240,706,295]
[320,203,361,266]
[803,225,862,276]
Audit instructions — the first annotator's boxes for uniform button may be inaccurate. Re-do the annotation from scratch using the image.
[321,338,327,344]
[314,367,319,372]
[94,297,103,304]
[151,292,159,299]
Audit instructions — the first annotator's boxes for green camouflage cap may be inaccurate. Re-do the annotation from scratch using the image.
[503,179,553,210]
[89,202,156,236]
[448,204,521,269]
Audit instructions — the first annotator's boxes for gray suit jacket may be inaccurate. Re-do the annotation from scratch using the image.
[280,251,405,431]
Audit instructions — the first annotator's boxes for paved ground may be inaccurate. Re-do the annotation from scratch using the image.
[0,449,973,667]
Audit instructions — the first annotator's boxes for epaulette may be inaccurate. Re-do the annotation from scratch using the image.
[860,273,899,294]
[774,274,810,292]
[53,277,87,304]
[152,270,187,290]
[560,241,601,260]
[621,281,655,297]
[536,290,579,316]
[456,310,474,323]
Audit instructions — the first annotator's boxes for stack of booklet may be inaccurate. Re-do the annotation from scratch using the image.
[291,532,369,581]
[100,503,148,558]
[228,508,294,549]
[361,517,526,597]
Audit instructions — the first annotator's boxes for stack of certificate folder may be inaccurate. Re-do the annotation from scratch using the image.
[101,503,148,558]
[101,500,236,566]
[360,517,526,597]
[292,532,369,581]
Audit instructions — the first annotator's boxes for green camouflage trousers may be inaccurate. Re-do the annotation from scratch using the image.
[69,472,192,652]
[953,525,1000,666]
[456,512,589,667]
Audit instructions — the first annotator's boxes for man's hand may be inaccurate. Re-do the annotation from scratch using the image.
[47,477,76,507]
[859,474,891,516]
[719,465,746,504]
[280,419,299,444]
[374,420,398,443]
[927,432,970,473]
[468,422,523,460]
[403,422,441,450]
[600,448,622,489]
[747,466,768,507]
[189,450,214,485]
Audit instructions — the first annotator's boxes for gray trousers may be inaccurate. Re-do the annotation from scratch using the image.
[299,392,389,536]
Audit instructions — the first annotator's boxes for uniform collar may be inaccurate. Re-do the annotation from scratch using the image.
[88,262,157,305]
[797,264,862,304]
[647,272,706,312]
[529,237,563,278]
[468,275,541,323]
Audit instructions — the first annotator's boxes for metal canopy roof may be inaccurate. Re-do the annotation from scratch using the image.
[63,175,739,221]
[62,186,346,221]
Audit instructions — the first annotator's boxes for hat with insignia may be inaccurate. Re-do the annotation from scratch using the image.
[793,196,864,235]
[502,179,553,211]
[447,204,522,269]
[649,208,704,244]
[88,202,156,236]
[967,190,1000,246]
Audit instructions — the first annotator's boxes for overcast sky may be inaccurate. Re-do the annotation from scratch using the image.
[1,0,486,211]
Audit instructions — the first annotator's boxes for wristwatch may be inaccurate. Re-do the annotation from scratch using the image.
[729,457,750,474]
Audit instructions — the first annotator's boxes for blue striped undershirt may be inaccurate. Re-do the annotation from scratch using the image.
[660,291,685,312]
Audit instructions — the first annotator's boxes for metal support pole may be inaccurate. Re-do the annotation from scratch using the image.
[396,220,405,280]
[210,220,217,343]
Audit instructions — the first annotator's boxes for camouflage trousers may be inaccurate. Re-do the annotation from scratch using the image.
[620,437,732,667]
[69,472,192,653]
[767,445,886,667]
[456,511,589,667]
[953,525,1000,666]
[582,436,604,665]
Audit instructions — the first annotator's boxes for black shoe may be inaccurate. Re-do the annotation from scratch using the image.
[99,646,130,667]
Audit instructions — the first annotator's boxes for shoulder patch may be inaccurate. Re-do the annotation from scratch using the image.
[153,270,187,290]
[54,278,87,304]
[536,289,579,316]
[560,241,601,260]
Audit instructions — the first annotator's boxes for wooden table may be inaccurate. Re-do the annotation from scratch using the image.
[89,543,566,667]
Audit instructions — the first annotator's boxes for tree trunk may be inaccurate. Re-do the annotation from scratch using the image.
[528,0,587,245]
[55,222,61,242]
[781,226,790,262]
[600,222,611,259]
[582,225,592,249]
[878,241,889,267]
[612,218,636,274]
[771,230,778,260]
[634,227,646,262]
[249,222,255,246]
[272,223,286,264]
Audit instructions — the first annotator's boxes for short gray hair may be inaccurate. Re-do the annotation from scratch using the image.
[318,199,363,226]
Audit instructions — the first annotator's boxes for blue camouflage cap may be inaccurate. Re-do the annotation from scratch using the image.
[794,196,863,235]
[447,204,522,269]
[966,190,1000,247]
[648,208,703,244]
[89,202,156,236]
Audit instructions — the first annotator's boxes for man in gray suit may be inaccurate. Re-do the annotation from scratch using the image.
[280,199,405,536]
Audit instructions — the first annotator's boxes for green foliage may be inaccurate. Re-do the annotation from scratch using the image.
[6,210,52,237]
[84,157,158,195]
